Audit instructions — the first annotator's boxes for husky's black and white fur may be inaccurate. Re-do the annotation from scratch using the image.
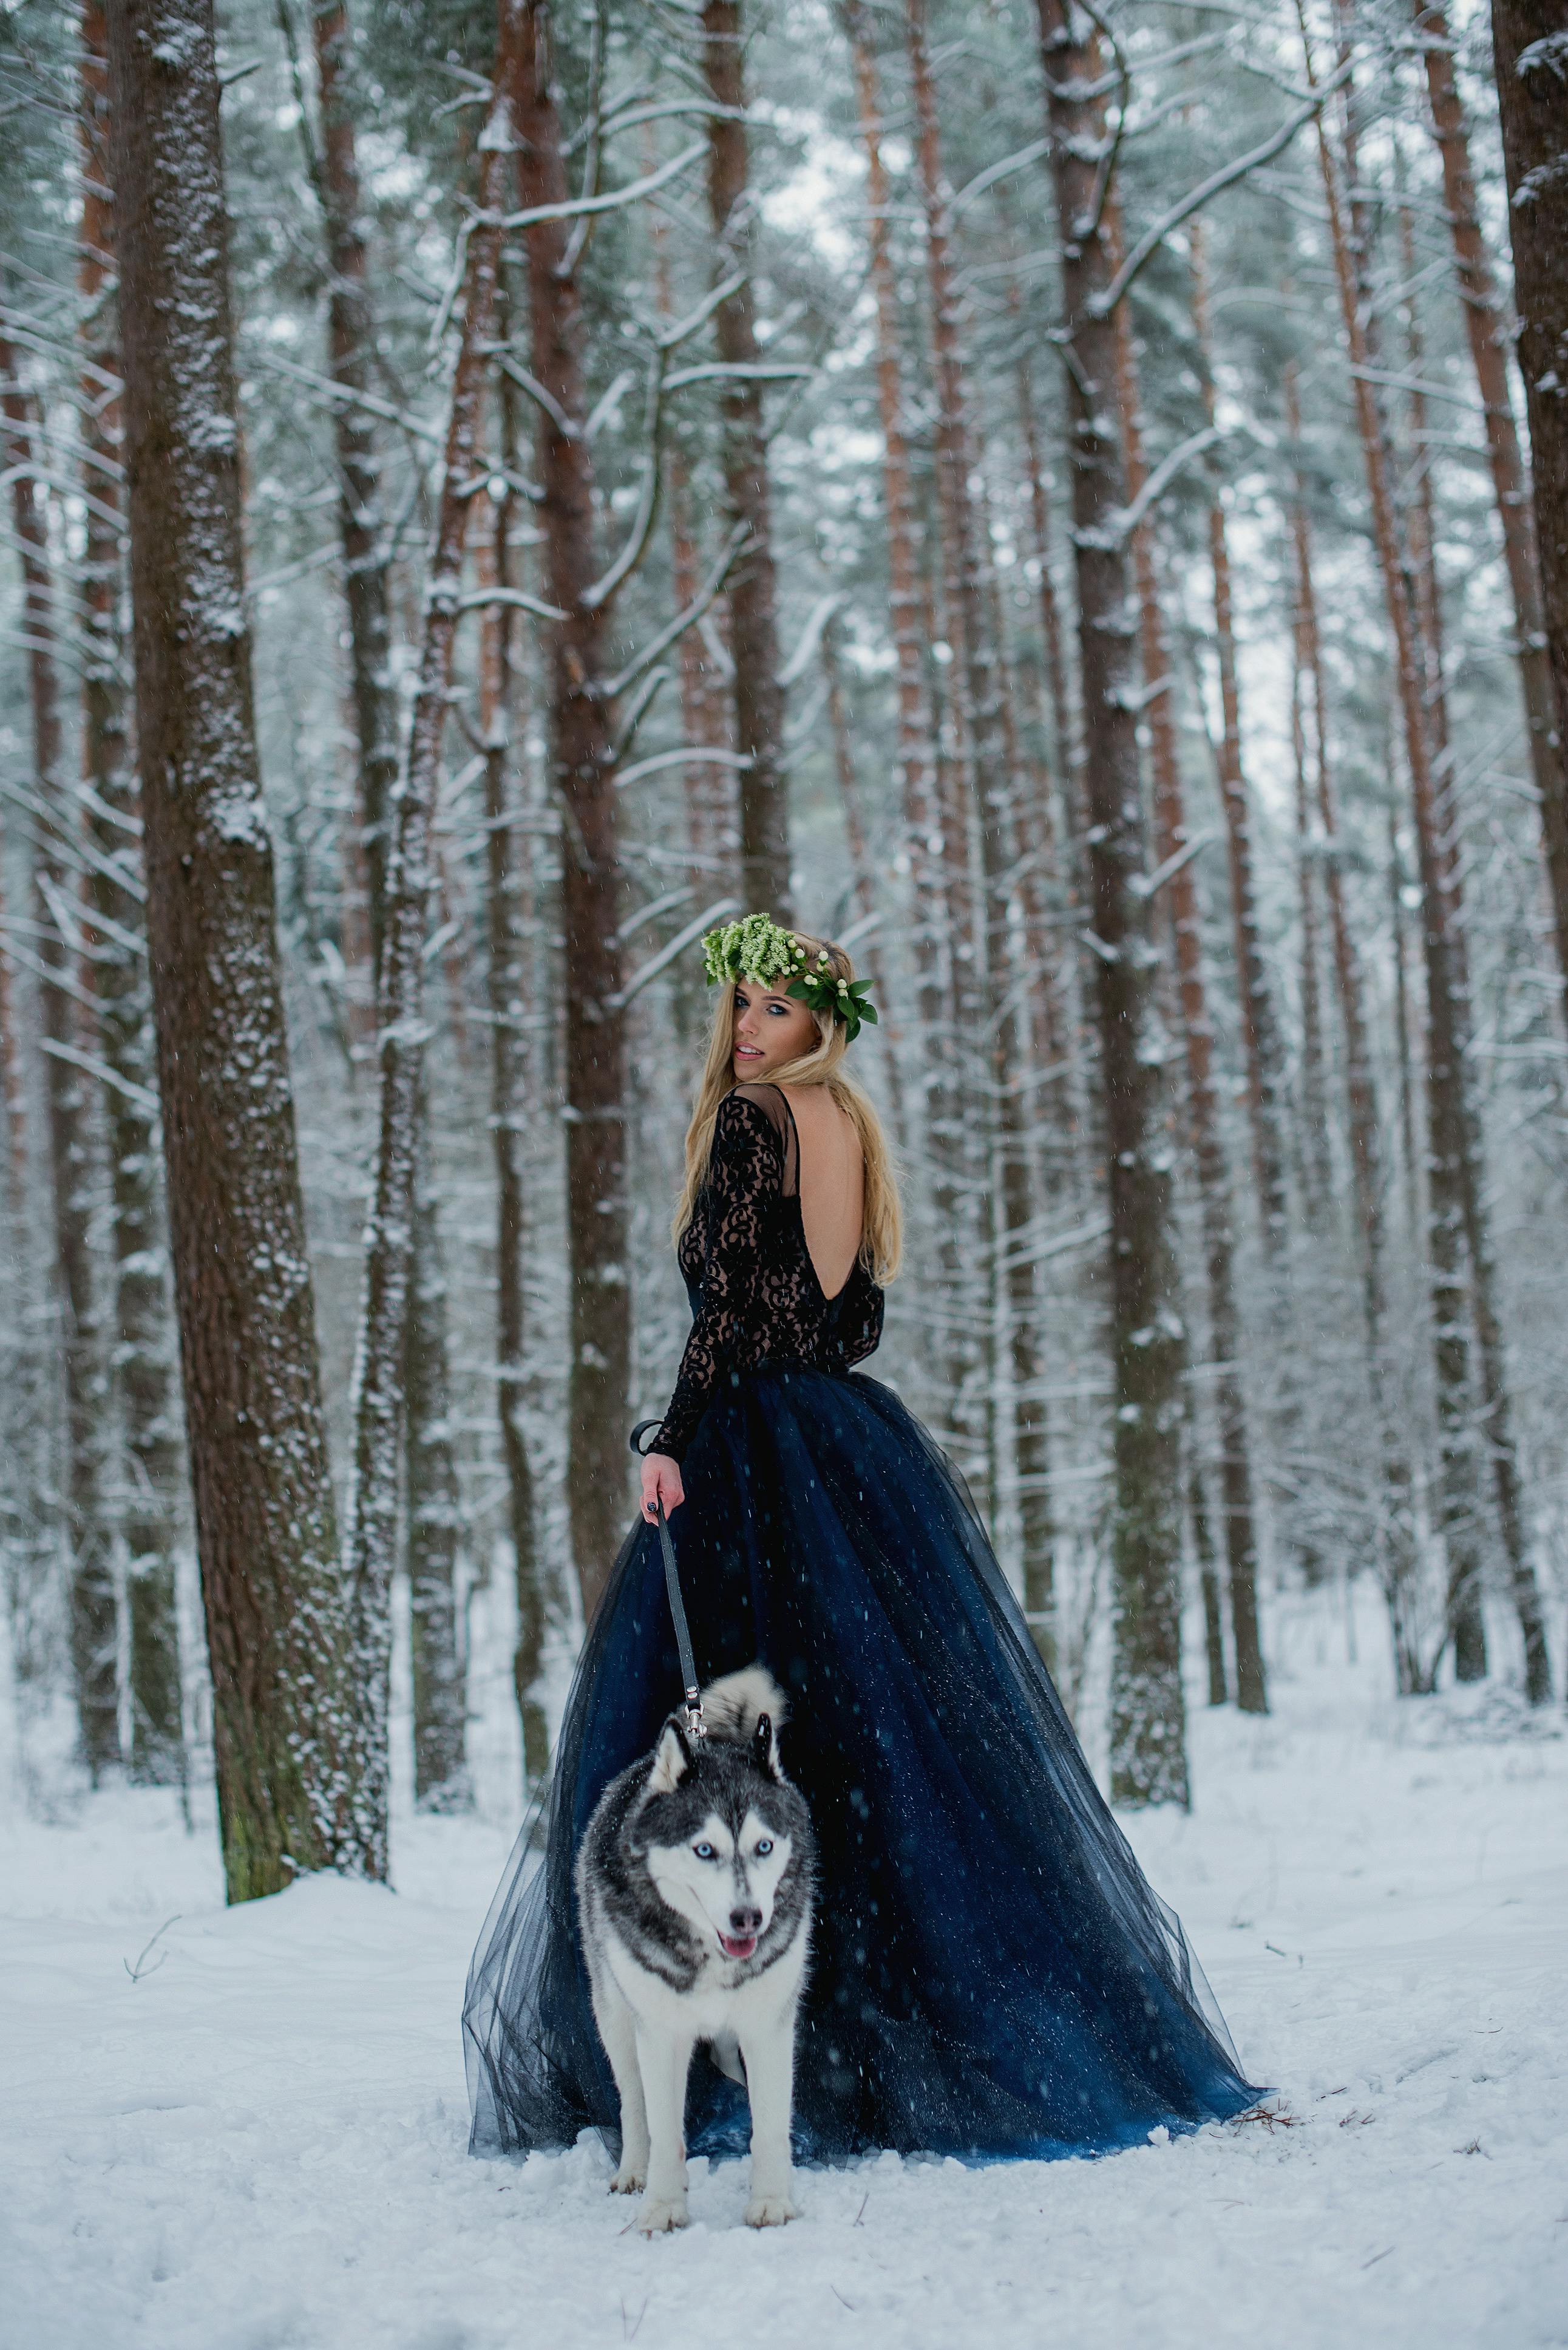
[575,1666,815,2234]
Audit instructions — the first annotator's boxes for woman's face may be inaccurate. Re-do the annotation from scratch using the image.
[731,976,819,1080]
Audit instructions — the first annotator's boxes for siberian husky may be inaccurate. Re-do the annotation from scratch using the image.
[575,1666,816,2234]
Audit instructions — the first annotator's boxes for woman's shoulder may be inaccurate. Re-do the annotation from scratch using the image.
[719,1083,790,1140]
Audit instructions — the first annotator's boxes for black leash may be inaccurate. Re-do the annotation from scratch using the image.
[630,1421,707,1740]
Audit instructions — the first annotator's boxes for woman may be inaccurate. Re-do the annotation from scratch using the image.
[465,915,1257,2166]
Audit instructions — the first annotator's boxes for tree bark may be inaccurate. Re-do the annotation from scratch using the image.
[308,0,400,977]
[1113,291,1267,1716]
[0,343,118,1780]
[700,0,789,914]
[77,0,185,1787]
[342,0,528,1876]
[308,0,470,1817]
[1189,222,1291,1258]
[1486,0,1568,1003]
[106,0,358,1897]
[404,1112,469,1808]
[1035,0,1189,1805]
[479,379,550,1790]
[515,1,629,1624]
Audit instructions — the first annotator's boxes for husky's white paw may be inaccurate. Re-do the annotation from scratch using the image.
[633,2193,690,2235]
[744,2191,799,2229]
[608,2161,647,2195]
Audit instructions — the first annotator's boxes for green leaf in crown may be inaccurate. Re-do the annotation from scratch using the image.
[700,914,878,1044]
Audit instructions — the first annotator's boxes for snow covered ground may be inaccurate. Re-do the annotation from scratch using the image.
[4,1585,1566,2350]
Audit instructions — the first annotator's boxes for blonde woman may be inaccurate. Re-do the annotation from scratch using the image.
[466,916,1255,2182]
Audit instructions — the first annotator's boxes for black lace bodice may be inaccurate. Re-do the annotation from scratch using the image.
[650,1084,884,1462]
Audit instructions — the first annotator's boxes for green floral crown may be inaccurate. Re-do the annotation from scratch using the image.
[701,913,879,1045]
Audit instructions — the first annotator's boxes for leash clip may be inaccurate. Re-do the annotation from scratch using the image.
[683,1691,708,1742]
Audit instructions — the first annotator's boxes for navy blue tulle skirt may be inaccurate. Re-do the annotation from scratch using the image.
[464,1365,1259,2164]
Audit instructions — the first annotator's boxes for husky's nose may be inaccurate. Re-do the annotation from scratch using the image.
[729,1904,762,1935]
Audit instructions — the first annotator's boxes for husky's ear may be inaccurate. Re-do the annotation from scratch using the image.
[648,1718,693,1794]
[752,1712,780,1777]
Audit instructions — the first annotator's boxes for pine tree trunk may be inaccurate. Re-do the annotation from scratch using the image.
[1308,42,1554,1698]
[1287,370,1422,1689]
[309,0,401,977]
[1035,0,1189,1805]
[307,0,471,1808]
[0,347,118,1780]
[700,0,789,914]
[479,392,550,1789]
[1291,659,1332,1228]
[820,616,905,1144]
[514,1,629,1625]
[1395,225,1553,1705]
[1189,223,1291,1258]
[1113,292,1267,1717]
[342,2,528,1876]
[906,0,1008,1484]
[106,0,359,1897]
[1482,0,1568,1000]
[404,1109,469,1809]
[76,0,185,1787]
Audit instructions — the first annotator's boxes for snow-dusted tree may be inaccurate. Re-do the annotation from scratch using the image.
[1034,0,1189,1806]
[1489,0,1568,1005]
[76,0,183,1787]
[105,0,360,1897]
[700,0,790,914]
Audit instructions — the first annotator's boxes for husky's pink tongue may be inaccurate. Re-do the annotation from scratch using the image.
[719,1931,758,1961]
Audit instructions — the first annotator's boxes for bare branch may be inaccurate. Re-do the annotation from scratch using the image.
[501,138,704,231]
[609,897,742,1008]
[592,519,750,701]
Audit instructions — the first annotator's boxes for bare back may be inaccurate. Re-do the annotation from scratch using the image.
[777,1085,863,1303]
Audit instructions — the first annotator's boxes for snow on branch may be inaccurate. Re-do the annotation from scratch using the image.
[661,361,815,392]
[457,583,569,621]
[776,591,844,687]
[259,352,443,444]
[492,350,577,440]
[39,1035,159,1114]
[614,746,752,789]
[1074,422,1227,551]
[501,139,705,231]
[1088,61,1352,319]
[610,897,743,1009]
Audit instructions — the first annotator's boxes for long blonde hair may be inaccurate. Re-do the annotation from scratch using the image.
[673,933,902,1283]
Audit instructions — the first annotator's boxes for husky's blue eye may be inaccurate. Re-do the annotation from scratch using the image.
[755,1838,774,1857]
[693,1842,717,1862]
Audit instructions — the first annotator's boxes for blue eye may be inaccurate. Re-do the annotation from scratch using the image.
[755,1838,774,1858]
[694,1842,717,1862]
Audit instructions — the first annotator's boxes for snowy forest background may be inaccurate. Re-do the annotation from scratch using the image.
[2,0,1568,1904]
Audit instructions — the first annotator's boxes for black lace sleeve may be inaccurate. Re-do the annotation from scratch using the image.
[650,1092,783,1462]
[837,1263,885,1367]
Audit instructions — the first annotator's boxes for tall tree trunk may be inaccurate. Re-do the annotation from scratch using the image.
[1291,656,1332,1228]
[77,0,185,1788]
[342,1,527,1878]
[1113,291,1268,1716]
[1286,369,1422,1689]
[307,0,470,1810]
[1035,0,1189,1805]
[106,0,359,1898]
[1189,222,1291,1258]
[515,0,628,1625]
[700,0,789,914]
[1484,0,1568,1003]
[480,374,550,1788]
[906,0,1011,1488]
[1308,34,1552,1700]
[0,346,118,1780]
[310,0,399,972]
[404,1111,469,1808]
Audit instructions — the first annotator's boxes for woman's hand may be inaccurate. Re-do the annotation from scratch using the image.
[640,1451,685,1522]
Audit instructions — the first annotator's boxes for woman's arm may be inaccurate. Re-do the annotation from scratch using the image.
[645,1092,781,1484]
